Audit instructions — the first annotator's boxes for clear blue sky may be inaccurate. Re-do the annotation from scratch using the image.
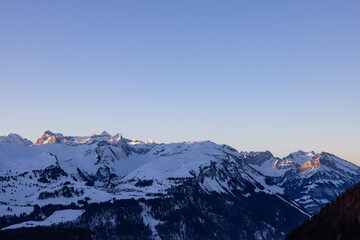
[1,1,359,163]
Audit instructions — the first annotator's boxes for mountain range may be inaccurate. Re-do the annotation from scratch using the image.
[0,131,359,239]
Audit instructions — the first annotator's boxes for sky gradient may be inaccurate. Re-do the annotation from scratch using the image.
[1,1,359,163]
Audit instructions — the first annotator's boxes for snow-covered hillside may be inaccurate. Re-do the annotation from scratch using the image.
[244,150,360,214]
[0,131,356,239]
[0,131,288,211]
[3,209,85,230]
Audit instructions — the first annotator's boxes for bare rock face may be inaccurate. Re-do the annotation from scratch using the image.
[35,130,66,144]
[298,157,321,172]
[243,150,274,165]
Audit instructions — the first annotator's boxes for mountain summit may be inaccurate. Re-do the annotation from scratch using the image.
[34,130,125,145]
[35,130,66,144]
[0,133,33,146]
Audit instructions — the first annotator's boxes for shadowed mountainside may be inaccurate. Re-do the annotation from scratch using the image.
[286,181,360,240]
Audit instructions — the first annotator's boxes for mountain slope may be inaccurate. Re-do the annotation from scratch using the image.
[286,181,360,240]
[244,150,360,214]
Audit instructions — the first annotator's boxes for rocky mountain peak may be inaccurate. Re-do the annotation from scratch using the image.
[109,133,122,143]
[146,139,155,144]
[244,150,275,165]
[286,150,308,159]
[0,133,33,146]
[35,130,66,144]
[98,131,111,136]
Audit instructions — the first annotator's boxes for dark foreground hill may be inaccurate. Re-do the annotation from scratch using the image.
[286,182,360,240]
[0,227,93,240]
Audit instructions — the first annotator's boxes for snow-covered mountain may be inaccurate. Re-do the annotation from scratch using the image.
[244,150,360,214]
[0,133,32,146]
[34,130,124,145]
[0,131,356,239]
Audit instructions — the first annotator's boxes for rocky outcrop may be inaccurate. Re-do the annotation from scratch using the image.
[35,131,67,144]
[298,157,320,172]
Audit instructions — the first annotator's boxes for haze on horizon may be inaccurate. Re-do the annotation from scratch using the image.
[1,1,359,164]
